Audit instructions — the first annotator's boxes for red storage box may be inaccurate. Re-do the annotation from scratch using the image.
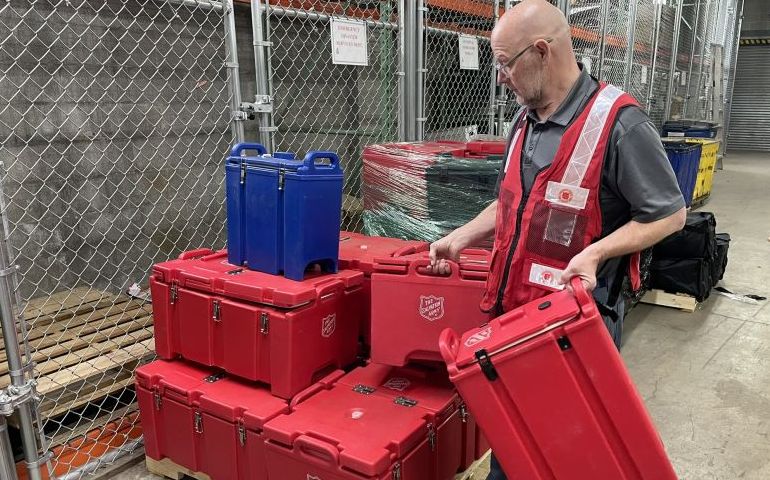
[263,366,463,480]
[339,231,423,346]
[370,247,491,366]
[439,279,678,480]
[335,362,489,472]
[136,359,289,480]
[150,248,364,399]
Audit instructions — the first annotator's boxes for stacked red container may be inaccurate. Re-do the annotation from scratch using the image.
[338,231,423,346]
[369,244,492,366]
[150,248,363,399]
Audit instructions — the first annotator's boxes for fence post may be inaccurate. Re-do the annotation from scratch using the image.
[597,0,610,79]
[252,0,276,150]
[224,0,245,144]
[623,0,639,92]
[665,0,684,121]
[722,0,744,159]
[646,2,663,113]
[684,0,702,118]
[416,0,426,141]
[696,0,714,120]
[488,0,501,135]
[0,184,44,480]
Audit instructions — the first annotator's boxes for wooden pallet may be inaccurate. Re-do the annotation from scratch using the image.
[640,289,699,312]
[146,449,491,480]
[146,457,211,480]
[0,287,155,426]
[455,449,492,480]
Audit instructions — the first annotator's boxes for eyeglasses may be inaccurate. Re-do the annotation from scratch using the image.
[494,38,553,77]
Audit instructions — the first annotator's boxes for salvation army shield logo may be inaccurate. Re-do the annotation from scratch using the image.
[464,327,493,347]
[321,314,336,338]
[419,295,445,322]
[383,377,411,392]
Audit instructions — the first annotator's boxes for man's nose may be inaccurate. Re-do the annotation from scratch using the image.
[497,69,507,84]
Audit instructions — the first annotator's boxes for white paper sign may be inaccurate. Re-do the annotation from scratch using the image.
[458,36,480,70]
[331,18,368,66]
[680,71,687,86]
[581,57,592,75]
[641,65,648,84]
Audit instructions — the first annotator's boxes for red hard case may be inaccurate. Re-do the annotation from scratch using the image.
[136,359,288,480]
[439,279,678,480]
[370,246,491,366]
[150,249,364,399]
[338,232,423,345]
[262,365,463,480]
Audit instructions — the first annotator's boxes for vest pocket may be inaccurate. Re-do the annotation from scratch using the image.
[526,200,588,263]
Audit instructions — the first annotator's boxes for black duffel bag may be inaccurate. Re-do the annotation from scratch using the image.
[653,212,716,260]
[649,257,713,302]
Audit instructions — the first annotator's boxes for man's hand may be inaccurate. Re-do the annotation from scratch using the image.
[559,246,602,292]
[429,234,466,274]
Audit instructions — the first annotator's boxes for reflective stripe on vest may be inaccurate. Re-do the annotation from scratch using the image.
[481,82,640,314]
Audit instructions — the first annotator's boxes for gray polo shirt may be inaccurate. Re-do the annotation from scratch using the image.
[496,66,685,306]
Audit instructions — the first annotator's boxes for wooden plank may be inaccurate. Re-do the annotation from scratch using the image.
[38,364,137,415]
[41,376,137,423]
[6,310,152,372]
[455,450,491,480]
[21,287,100,320]
[640,289,699,313]
[1,302,150,364]
[17,323,152,385]
[34,339,154,396]
[23,296,133,339]
[146,457,211,480]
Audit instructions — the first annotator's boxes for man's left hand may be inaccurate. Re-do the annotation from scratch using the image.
[559,247,602,292]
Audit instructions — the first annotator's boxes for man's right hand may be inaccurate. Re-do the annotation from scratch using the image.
[429,234,465,274]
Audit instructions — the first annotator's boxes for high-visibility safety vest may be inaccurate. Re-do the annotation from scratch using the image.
[481,83,642,315]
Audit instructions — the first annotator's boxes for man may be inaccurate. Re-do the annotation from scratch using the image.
[429,1,686,478]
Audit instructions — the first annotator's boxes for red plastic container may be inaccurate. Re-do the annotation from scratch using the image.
[136,359,289,480]
[439,279,678,480]
[150,248,364,399]
[338,231,423,346]
[370,246,491,366]
[263,365,463,480]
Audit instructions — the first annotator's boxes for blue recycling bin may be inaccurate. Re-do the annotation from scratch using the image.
[662,140,701,207]
[226,142,344,280]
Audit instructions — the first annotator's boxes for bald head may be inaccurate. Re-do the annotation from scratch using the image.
[491,0,580,116]
[492,0,572,57]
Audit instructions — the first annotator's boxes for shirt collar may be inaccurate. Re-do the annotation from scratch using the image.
[526,64,597,127]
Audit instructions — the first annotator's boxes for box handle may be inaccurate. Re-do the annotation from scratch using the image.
[178,248,214,260]
[407,259,459,280]
[439,328,460,365]
[295,434,339,465]
[302,151,340,172]
[230,142,267,157]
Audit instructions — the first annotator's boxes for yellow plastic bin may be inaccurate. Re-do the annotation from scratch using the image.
[683,138,719,200]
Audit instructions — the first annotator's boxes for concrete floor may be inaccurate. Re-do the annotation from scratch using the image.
[114,151,770,480]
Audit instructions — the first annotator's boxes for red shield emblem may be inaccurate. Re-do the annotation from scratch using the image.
[321,314,336,338]
[559,188,573,202]
[383,377,411,392]
[464,327,493,347]
[419,295,445,322]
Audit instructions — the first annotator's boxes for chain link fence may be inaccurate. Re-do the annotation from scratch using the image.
[423,1,497,140]
[0,0,233,477]
[0,0,743,478]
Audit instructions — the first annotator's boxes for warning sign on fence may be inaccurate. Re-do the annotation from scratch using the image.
[458,35,480,71]
[331,18,368,66]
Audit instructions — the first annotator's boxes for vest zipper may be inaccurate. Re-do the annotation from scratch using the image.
[495,158,551,314]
